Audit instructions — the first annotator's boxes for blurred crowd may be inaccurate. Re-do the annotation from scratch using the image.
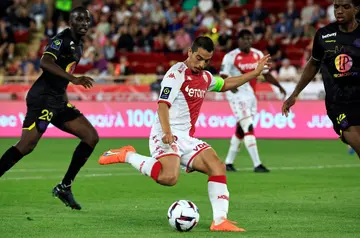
[0,0,335,85]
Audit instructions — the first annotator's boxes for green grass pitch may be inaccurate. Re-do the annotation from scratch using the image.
[0,138,359,238]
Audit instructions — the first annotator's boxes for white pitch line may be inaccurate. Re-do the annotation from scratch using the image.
[0,164,359,181]
[7,167,132,173]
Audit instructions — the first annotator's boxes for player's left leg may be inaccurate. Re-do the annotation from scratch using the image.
[224,122,244,172]
[51,104,99,209]
[189,147,245,232]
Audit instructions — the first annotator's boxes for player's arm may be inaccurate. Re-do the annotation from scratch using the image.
[41,38,93,88]
[158,102,172,143]
[157,71,183,144]
[282,31,323,116]
[219,54,237,93]
[287,31,323,98]
[218,55,271,92]
[263,73,286,97]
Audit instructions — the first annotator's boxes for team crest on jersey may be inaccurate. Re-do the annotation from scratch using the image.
[167,73,176,79]
[50,39,63,50]
[160,87,172,99]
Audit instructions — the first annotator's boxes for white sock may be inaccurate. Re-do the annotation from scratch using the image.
[225,135,242,165]
[126,152,158,176]
[208,176,229,225]
[244,134,261,167]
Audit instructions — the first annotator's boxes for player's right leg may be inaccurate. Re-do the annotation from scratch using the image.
[99,134,182,186]
[0,107,50,177]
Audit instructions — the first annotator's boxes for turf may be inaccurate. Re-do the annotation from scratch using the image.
[0,138,359,238]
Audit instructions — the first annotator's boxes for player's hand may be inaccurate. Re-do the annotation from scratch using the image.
[282,95,297,117]
[162,132,175,144]
[255,54,271,75]
[70,76,94,89]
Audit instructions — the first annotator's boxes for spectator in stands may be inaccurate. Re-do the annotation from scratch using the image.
[275,13,291,38]
[251,0,267,22]
[114,56,130,84]
[96,15,111,36]
[52,0,72,33]
[95,62,114,84]
[22,51,40,76]
[284,0,299,24]
[151,3,165,23]
[311,4,325,25]
[103,38,115,61]
[290,18,304,44]
[116,25,135,52]
[29,0,47,30]
[301,0,315,24]
[44,21,56,39]
[137,25,154,52]
[253,20,265,41]
[326,0,336,22]
[267,38,283,63]
[0,18,15,66]
[115,4,131,25]
[199,0,213,14]
[79,36,95,66]
[217,25,232,52]
[278,59,298,82]
[175,27,191,54]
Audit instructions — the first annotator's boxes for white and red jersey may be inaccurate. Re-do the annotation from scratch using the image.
[220,47,266,94]
[151,62,224,136]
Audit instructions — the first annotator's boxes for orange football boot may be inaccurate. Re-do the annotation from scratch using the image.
[98,146,136,165]
[210,217,246,232]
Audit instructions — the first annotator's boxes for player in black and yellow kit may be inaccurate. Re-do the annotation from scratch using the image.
[0,7,99,209]
[282,0,360,157]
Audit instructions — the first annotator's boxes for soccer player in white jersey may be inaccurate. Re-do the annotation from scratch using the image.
[98,36,270,232]
[220,30,286,173]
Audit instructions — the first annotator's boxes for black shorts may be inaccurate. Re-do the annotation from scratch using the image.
[327,105,360,143]
[22,100,83,134]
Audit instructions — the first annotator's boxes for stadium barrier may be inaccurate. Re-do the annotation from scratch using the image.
[0,101,336,139]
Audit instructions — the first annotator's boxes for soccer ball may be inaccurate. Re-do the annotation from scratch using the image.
[167,200,200,232]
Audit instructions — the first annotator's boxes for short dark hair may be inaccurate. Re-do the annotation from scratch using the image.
[238,29,253,39]
[191,36,214,53]
[70,6,88,15]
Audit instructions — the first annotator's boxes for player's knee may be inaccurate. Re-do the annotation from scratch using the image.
[207,160,226,176]
[239,117,253,134]
[17,139,38,155]
[235,123,244,138]
[158,174,179,186]
[84,130,99,147]
[248,124,254,133]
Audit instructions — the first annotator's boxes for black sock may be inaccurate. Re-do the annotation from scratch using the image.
[62,142,94,186]
[0,146,24,177]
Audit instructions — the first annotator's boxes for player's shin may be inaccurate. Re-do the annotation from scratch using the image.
[244,133,261,167]
[62,142,94,186]
[225,134,242,165]
[0,146,24,177]
[126,153,162,182]
[208,175,229,225]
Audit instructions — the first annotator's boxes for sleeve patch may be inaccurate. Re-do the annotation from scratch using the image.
[160,87,172,99]
[51,39,63,50]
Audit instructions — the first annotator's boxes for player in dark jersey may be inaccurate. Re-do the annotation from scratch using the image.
[0,7,98,209]
[282,0,360,157]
